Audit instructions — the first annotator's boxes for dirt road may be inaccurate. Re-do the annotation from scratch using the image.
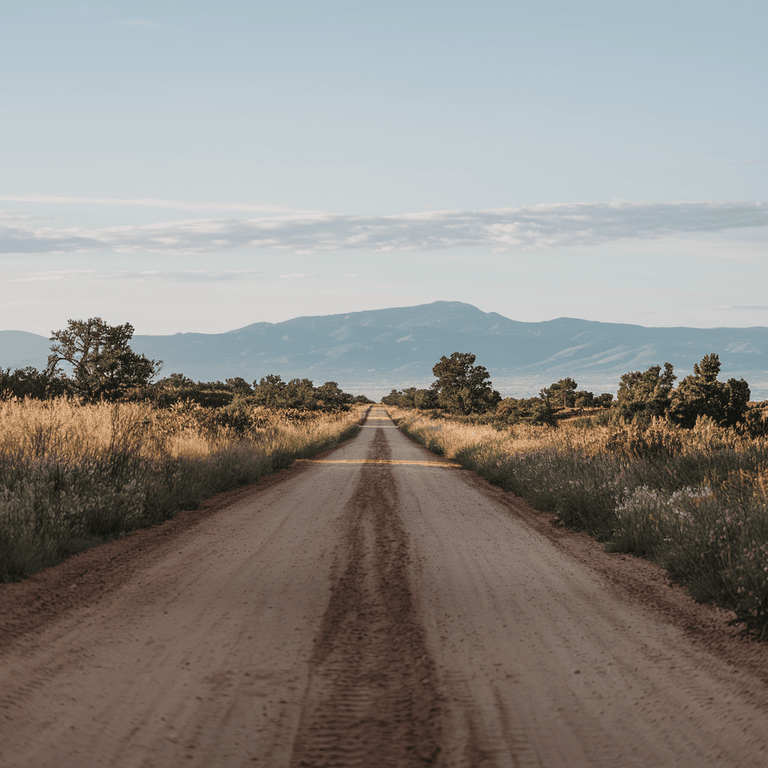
[3,407,768,767]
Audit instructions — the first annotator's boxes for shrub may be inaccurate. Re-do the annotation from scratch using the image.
[386,404,768,639]
[0,398,362,581]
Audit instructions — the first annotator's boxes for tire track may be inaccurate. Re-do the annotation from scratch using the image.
[289,427,442,768]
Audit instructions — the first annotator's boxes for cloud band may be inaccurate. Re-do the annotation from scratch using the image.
[1,200,766,256]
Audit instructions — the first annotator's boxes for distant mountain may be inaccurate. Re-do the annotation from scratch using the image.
[0,331,53,372]
[2,302,767,399]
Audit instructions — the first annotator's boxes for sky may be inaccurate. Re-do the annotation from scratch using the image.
[1,0,766,337]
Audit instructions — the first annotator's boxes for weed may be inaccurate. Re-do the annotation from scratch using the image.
[388,405,768,639]
[0,398,362,581]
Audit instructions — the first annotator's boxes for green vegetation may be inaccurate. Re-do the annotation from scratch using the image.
[668,353,751,429]
[2,318,374,411]
[615,363,677,423]
[386,350,750,432]
[382,350,768,638]
[616,355,751,428]
[496,396,556,426]
[47,317,162,402]
[384,351,615,425]
[383,352,500,415]
[431,352,501,414]
[0,318,374,582]
[149,373,372,412]
[381,387,438,410]
[0,366,68,400]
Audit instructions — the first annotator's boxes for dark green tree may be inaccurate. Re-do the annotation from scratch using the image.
[283,378,317,409]
[668,353,750,428]
[381,389,402,406]
[225,377,253,396]
[381,387,437,409]
[252,375,362,411]
[47,318,161,401]
[615,362,676,423]
[252,374,287,407]
[0,366,70,400]
[539,378,578,409]
[398,387,420,408]
[496,396,555,425]
[159,372,195,388]
[414,388,439,409]
[315,381,352,410]
[431,352,501,414]
[593,392,614,409]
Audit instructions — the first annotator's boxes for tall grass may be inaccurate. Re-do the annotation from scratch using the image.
[0,398,363,582]
[389,406,768,640]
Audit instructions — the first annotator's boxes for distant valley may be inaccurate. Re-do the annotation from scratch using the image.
[2,302,767,400]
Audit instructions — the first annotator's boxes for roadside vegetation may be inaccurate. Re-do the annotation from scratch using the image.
[0,398,365,583]
[386,350,768,640]
[0,318,371,582]
[5,316,768,642]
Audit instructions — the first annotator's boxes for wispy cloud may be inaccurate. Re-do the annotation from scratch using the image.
[715,304,768,311]
[13,270,356,285]
[13,270,319,282]
[1,201,766,257]
[0,195,319,215]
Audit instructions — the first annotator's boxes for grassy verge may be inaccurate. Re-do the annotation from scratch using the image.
[387,406,768,640]
[0,398,363,582]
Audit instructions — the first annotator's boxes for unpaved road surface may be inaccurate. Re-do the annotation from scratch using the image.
[3,407,768,767]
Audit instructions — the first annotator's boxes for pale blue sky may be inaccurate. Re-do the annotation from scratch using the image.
[1,0,766,335]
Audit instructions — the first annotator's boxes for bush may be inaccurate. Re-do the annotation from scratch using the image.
[669,354,750,429]
[0,399,363,582]
[387,404,768,639]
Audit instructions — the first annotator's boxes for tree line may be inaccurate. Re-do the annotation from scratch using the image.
[0,318,372,411]
[0,317,757,429]
[382,350,755,431]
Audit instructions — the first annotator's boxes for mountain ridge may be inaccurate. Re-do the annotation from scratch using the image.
[2,301,766,399]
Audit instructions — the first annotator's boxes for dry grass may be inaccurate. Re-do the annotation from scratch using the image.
[0,398,364,582]
[388,406,748,460]
[388,406,768,639]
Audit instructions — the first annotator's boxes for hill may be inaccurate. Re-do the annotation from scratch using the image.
[2,302,766,399]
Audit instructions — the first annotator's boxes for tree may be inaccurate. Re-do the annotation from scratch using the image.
[158,372,195,388]
[381,389,402,406]
[381,387,438,409]
[225,377,253,396]
[496,396,555,425]
[252,375,359,411]
[539,378,578,409]
[315,381,352,410]
[0,366,69,400]
[668,353,750,428]
[594,392,614,409]
[615,362,676,423]
[414,388,438,409]
[47,318,161,401]
[431,352,501,414]
[283,378,317,409]
[252,374,287,408]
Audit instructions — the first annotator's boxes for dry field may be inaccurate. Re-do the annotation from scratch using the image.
[387,406,768,639]
[0,397,364,581]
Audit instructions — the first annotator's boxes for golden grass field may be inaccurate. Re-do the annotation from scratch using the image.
[0,397,364,582]
[386,405,768,639]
